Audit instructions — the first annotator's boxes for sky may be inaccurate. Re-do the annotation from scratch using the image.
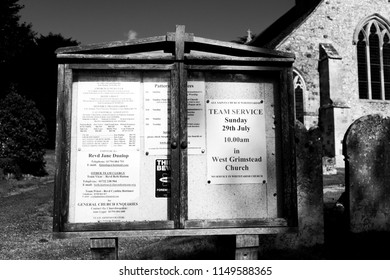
[19,0,295,45]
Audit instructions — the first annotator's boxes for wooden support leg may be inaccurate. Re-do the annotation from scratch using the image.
[90,238,119,260]
[235,235,259,260]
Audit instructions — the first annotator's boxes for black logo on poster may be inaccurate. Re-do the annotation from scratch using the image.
[156,159,171,198]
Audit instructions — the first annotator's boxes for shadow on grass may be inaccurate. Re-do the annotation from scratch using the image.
[323,203,390,260]
[253,201,390,260]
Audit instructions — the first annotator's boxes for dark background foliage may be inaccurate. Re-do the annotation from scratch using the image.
[0,91,48,175]
[0,0,79,150]
[0,0,78,176]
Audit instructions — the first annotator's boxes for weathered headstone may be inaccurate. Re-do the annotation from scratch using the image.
[344,114,390,232]
[273,122,324,249]
[295,123,324,246]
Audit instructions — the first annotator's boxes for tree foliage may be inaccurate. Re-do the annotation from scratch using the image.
[0,0,36,98]
[31,33,79,148]
[0,0,36,65]
[1,0,79,148]
[0,0,81,176]
[0,90,48,176]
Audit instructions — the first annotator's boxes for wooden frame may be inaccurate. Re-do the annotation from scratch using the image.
[54,25,297,238]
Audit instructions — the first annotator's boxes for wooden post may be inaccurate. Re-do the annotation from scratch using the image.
[90,238,119,260]
[235,235,259,260]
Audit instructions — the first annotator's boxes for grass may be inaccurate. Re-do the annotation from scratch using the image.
[323,168,345,186]
[0,151,88,259]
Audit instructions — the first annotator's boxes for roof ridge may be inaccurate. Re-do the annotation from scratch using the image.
[250,0,324,48]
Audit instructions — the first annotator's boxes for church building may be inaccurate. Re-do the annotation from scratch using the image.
[250,0,390,168]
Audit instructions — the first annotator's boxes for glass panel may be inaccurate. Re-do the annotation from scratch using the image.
[383,36,390,100]
[295,86,304,123]
[369,27,381,100]
[69,70,171,223]
[357,36,368,99]
[187,71,280,220]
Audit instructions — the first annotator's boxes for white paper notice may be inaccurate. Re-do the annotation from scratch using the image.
[206,99,267,184]
[74,151,140,223]
[73,79,141,223]
[187,80,206,154]
[144,81,170,155]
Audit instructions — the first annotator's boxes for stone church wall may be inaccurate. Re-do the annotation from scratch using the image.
[274,0,390,128]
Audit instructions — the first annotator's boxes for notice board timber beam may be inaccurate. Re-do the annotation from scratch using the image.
[54,25,297,239]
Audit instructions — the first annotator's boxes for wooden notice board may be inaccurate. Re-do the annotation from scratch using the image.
[54,26,297,238]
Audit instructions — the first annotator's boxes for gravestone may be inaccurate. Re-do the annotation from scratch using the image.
[272,122,324,249]
[343,114,390,232]
[295,123,324,246]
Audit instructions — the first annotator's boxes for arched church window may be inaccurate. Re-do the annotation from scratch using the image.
[293,70,306,124]
[355,15,390,100]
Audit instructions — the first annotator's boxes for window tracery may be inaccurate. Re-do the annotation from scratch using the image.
[355,15,390,100]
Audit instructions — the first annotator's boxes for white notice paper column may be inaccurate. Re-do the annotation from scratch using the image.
[71,76,141,223]
[144,79,170,155]
[206,99,267,184]
[187,80,206,154]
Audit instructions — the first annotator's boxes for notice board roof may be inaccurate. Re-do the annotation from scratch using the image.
[56,25,295,64]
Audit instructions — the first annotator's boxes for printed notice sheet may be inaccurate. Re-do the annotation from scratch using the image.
[187,80,206,154]
[206,99,267,184]
[73,79,141,223]
[144,80,170,155]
